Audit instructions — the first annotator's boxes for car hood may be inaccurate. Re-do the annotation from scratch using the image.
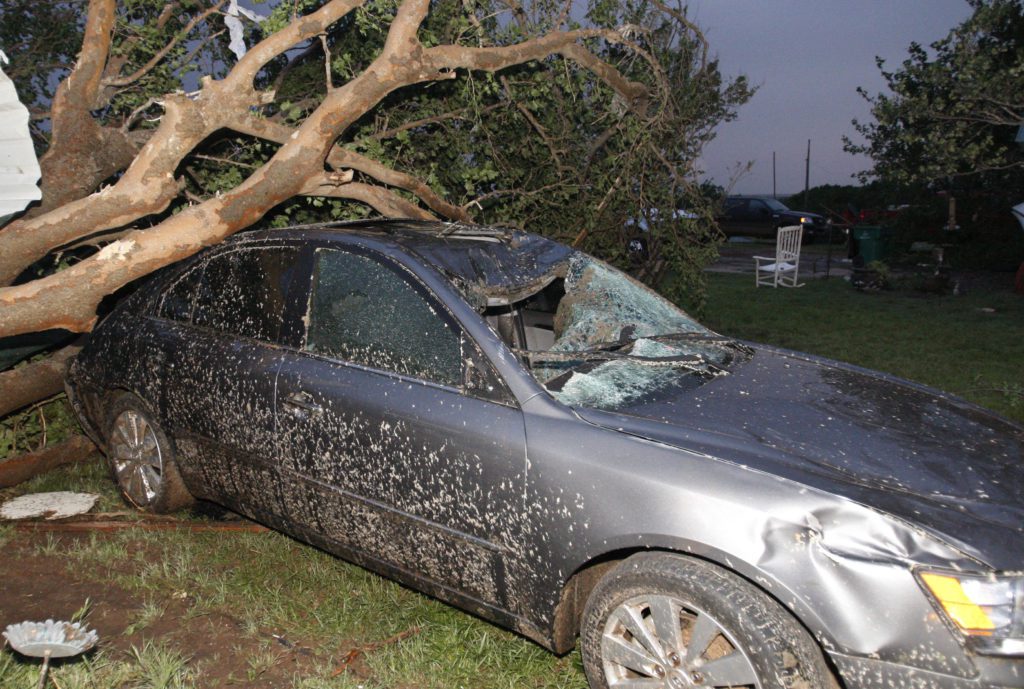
[573,345,1024,570]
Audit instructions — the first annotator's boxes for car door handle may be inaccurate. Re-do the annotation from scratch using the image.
[282,391,323,418]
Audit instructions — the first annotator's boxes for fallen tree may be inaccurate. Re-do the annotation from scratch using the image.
[0,0,750,462]
[0,434,96,489]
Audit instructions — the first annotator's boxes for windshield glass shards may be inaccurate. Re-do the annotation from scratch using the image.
[478,252,749,411]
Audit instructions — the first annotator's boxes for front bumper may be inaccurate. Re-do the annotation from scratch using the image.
[832,651,1024,689]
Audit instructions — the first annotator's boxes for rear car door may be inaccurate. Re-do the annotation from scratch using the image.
[275,244,527,610]
[154,243,303,525]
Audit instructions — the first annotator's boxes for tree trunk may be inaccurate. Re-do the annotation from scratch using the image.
[0,434,97,489]
[0,344,81,418]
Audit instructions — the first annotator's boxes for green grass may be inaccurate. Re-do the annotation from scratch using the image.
[702,272,1024,422]
[31,523,587,688]
[0,642,188,689]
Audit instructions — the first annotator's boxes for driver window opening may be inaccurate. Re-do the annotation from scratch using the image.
[482,279,565,359]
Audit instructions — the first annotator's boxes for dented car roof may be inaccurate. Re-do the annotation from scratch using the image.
[260,219,575,305]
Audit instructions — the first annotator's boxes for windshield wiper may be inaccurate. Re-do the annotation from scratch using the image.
[579,330,755,356]
[512,347,707,368]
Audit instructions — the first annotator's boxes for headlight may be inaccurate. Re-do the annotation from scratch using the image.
[918,570,1024,656]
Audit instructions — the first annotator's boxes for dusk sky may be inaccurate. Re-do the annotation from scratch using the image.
[686,1,973,196]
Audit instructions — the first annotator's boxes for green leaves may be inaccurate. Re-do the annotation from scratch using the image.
[847,0,1023,190]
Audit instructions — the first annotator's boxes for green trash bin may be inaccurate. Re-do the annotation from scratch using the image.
[852,225,893,264]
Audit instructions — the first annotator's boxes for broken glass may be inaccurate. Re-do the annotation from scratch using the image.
[510,254,746,410]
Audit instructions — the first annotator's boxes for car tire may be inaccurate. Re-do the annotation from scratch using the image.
[105,393,193,514]
[581,552,835,689]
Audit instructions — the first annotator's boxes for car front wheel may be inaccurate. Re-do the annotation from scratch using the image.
[106,393,193,513]
[581,552,835,689]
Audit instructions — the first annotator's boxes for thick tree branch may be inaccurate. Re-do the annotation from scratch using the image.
[0,0,368,287]
[29,0,138,217]
[0,344,82,418]
[0,435,97,489]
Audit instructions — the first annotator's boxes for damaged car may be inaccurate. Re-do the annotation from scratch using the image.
[67,220,1024,689]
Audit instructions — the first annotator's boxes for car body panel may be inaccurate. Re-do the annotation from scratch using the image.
[274,347,528,607]
[568,344,1024,571]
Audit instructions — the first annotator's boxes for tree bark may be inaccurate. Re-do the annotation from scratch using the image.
[0,344,82,418]
[0,435,97,489]
[32,0,138,217]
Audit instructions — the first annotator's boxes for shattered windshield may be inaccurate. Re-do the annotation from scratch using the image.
[475,251,748,411]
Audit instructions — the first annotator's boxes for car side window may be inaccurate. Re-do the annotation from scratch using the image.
[191,246,301,343]
[158,264,205,322]
[305,248,462,386]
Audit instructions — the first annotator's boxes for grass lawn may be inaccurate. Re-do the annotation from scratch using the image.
[701,272,1024,423]
[0,459,588,689]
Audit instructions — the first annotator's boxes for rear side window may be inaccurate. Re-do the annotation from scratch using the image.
[305,249,462,386]
[158,264,204,322]
[191,246,301,343]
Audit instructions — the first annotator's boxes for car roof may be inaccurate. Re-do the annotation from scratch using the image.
[238,218,575,303]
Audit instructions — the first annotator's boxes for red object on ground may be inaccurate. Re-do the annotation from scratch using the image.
[1016,261,1024,294]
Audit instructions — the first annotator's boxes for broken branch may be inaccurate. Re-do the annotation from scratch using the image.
[0,435,96,489]
[0,344,82,418]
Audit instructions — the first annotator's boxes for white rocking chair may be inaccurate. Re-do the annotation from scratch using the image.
[755,225,803,288]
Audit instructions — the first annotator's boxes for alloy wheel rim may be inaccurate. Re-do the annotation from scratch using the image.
[110,410,163,506]
[601,594,761,689]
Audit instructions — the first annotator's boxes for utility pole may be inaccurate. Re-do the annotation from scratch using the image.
[772,151,777,199]
[803,139,810,208]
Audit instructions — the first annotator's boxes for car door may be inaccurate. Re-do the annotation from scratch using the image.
[153,243,303,525]
[275,244,527,609]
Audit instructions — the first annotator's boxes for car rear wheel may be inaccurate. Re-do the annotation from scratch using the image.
[581,552,835,689]
[106,394,193,513]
